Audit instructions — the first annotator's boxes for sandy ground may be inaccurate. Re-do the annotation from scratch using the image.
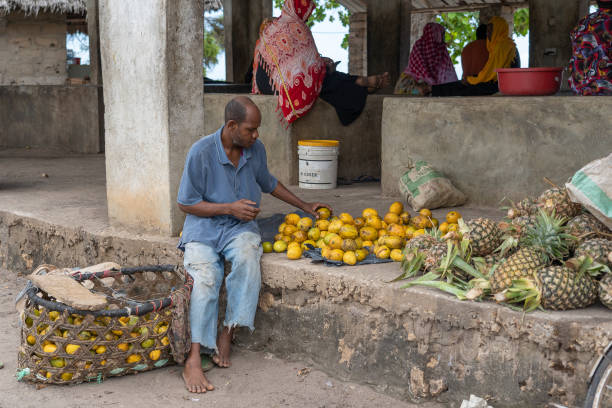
[0,271,443,408]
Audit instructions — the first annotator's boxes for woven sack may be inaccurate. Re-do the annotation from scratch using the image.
[17,265,193,385]
[398,160,466,211]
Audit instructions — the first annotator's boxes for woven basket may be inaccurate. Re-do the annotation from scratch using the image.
[17,265,193,384]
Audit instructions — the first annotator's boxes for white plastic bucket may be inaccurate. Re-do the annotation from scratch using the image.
[298,140,339,190]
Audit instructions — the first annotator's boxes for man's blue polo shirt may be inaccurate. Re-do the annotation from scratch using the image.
[177,126,278,252]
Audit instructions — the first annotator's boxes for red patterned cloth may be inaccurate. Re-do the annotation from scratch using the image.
[252,0,326,124]
[405,22,457,86]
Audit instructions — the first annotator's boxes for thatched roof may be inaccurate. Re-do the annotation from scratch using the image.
[0,0,86,15]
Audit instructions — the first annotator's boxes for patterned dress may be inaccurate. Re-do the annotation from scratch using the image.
[568,7,612,95]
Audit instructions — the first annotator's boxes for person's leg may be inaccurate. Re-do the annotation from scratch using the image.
[319,70,369,126]
[214,231,263,367]
[182,242,225,393]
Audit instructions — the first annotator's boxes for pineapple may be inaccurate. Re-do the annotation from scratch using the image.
[537,187,581,220]
[495,261,599,311]
[404,234,438,254]
[424,242,448,271]
[567,213,610,241]
[461,218,502,257]
[489,210,573,293]
[575,238,612,268]
[506,198,537,219]
[599,274,612,309]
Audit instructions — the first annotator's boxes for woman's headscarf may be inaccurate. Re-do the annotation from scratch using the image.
[405,23,458,85]
[252,0,326,124]
[467,16,517,85]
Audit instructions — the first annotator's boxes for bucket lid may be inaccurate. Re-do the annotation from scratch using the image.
[298,140,339,147]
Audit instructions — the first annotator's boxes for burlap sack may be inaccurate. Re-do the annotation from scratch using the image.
[398,161,466,211]
[566,154,612,229]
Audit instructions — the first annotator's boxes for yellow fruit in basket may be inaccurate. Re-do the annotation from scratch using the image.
[161,336,170,346]
[355,249,368,262]
[341,239,357,252]
[297,217,313,232]
[321,247,332,259]
[65,344,80,354]
[291,230,307,243]
[359,226,378,241]
[383,235,403,249]
[285,213,300,226]
[95,346,107,354]
[26,335,36,345]
[316,219,330,231]
[25,316,33,327]
[419,209,432,218]
[328,219,343,234]
[307,227,320,241]
[126,354,141,364]
[354,217,366,229]
[45,371,52,379]
[328,235,343,250]
[62,330,69,338]
[343,251,357,265]
[439,222,450,234]
[50,358,65,368]
[149,350,161,361]
[375,246,391,259]
[117,343,129,352]
[446,211,462,224]
[390,249,404,262]
[399,212,411,225]
[111,330,123,336]
[362,208,378,218]
[118,317,130,326]
[383,213,400,225]
[100,360,107,366]
[365,216,382,230]
[323,232,339,246]
[43,343,57,353]
[301,240,316,251]
[141,339,155,349]
[262,241,273,253]
[128,316,139,325]
[61,372,73,381]
[329,249,344,262]
[48,311,60,321]
[283,224,298,237]
[339,213,354,225]
[278,223,287,234]
[317,207,331,220]
[362,240,373,248]
[33,309,41,317]
[387,224,405,238]
[413,229,426,237]
[389,201,404,215]
[287,246,302,260]
[77,331,92,340]
[273,240,288,253]
[339,224,358,239]
[84,361,92,369]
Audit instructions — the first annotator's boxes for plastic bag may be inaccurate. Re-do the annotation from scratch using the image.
[398,161,466,211]
[566,154,612,229]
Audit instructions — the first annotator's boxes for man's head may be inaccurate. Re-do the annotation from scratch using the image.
[224,96,261,148]
[476,24,487,40]
[597,0,612,9]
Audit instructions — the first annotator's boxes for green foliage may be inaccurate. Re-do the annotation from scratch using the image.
[273,0,350,50]
[203,15,224,76]
[435,9,530,65]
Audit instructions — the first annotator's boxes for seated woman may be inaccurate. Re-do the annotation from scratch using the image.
[251,0,389,126]
[568,0,612,95]
[394,22,458,96]
[430,16,519,97]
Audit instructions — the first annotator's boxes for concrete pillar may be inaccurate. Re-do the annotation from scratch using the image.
[365,0,401,85]
[86,0,102,86]
[348,12,367,76]
[528,0,589,68]
[99,0,205,235]
[479,5,515,34]
[398,0,412,73]
[224,0,272,83]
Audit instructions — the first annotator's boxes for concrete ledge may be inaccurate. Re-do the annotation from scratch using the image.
[0,85,103,153]
[381,96,612,205]
[203,94,384,185]
[2,209,610,407]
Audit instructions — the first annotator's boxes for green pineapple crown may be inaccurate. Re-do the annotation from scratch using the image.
[521,209,574,264]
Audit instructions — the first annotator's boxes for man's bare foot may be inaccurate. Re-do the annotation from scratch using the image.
[183,344,215,393]
[212,327,233,368]
[356,72,391,92]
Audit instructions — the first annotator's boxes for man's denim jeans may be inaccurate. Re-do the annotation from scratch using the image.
[184,231,262,352]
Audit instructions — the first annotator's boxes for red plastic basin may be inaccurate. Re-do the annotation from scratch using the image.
[496,67,563,96]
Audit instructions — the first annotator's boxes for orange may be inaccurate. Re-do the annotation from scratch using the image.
[343,251,357,265]
[390,249,404,262]
[329,249,344,262]
[285,213,300,226]
[419,209,432,218]
[389,201,404,215]
[399,212,411,225]
[446,211,462,224]
[339,213,354,225]
[317,207,331,220]
[316,219,330,231]
[387,223,405,238]
[383,213,400,225]
[354,217,366,228]
[439,222,450,234]
[375,246,390,259]
[362,208,378,218]
[297,217,313,232]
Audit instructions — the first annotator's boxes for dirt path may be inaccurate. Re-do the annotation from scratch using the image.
[0,271,440,408]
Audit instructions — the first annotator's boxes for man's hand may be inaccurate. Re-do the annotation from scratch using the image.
[303,202,332,219]
[229,199,261,222]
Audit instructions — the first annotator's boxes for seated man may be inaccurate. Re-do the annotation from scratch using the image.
[461,24,489,79]
[568,0,612,95]
[177,96,330,393]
